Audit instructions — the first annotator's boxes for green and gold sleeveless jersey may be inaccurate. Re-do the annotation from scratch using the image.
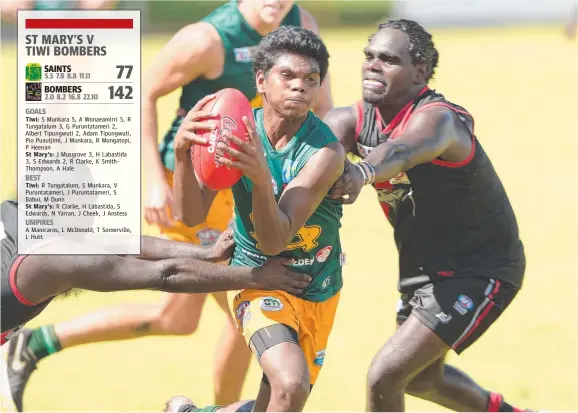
[159,0,301,171]
[230,108,344,303]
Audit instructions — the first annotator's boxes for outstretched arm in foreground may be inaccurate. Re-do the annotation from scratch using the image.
[15,246,310,305]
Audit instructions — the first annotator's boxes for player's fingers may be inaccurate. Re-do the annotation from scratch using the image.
[242,116,259,145]
[149,208,163,226]
[144,207,153,225]
[228,134,253,153]
[219,145,242,159]
[160,209,173,228]
[191,93,217,112]
[216,156,246,171]
[188,122,216,135]
[189,111,219,121]
[287,270,312,284]
[277,257,296,266]
[181,131,208,146]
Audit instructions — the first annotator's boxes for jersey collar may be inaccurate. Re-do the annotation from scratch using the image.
[376,85,430,134]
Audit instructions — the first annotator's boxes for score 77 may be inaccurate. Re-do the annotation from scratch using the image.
[116,65,133,79]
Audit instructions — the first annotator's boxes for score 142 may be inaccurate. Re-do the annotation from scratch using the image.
[108,65,133,100]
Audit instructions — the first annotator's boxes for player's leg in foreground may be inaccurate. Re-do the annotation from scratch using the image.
[163,290,340,412]
[6,291,250,408]
[367,278,531,412]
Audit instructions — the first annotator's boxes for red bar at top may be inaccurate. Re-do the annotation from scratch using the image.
[25,18,133,29]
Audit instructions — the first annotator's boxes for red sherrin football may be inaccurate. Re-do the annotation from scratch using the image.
[192,88,254,190]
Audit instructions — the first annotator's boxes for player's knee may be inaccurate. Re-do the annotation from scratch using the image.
[270,373,310,409]
[155,307,200,335]
[367,355,407,395]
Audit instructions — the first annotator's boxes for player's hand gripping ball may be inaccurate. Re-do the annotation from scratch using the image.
[173,88,255,190]
[214,111,271,188]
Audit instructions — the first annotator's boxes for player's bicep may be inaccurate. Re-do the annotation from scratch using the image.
[144,23,217,100]
[371,107,458,170]
[278,143,345,235]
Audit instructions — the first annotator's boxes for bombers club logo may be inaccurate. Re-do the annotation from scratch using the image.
[208,116,237,168]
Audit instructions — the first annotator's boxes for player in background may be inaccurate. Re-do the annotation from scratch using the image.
[170,26,345,412]
[324,19,534,413]
[6,0,333,408]
[0,200,311,412]
[0,0,118,21]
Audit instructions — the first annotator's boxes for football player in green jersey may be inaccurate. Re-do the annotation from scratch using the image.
[171,26,345,413]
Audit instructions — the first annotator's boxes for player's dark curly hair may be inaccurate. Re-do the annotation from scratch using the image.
[253,26,330,83]
[375,19,439,82]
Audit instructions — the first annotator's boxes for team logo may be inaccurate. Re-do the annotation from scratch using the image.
[25,83,42,101]
[316,246,332,263]
[25,63,42,81]
[453,294,474,315]
[271,178,279,195]
[196,228,221,246]
[249,212,321,253]
[314,350,325,366]
[261,296,283,312]
[375,171,415,222]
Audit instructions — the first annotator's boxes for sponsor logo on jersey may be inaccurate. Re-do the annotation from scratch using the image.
[234,46,258,63]
[293,258,315,266]
[261,296,284,312]
[321,274,331,289]
[314,349,325,366]
[316,246,332,263]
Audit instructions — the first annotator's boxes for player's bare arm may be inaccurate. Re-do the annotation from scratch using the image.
[15,251,310,305]
[324,105,363,200]
[143,22,222,227]
[329,106,469,203]
[219,118,345,255]
[323,105,358,153]
[172,93,221,227]
[300,7,334,118]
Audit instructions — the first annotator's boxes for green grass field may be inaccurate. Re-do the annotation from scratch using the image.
[1,25,577,412]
